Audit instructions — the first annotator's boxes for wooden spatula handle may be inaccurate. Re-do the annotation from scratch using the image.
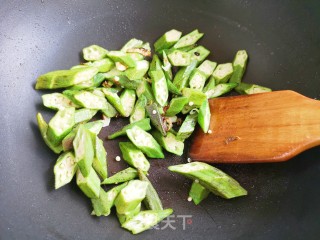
[189,90,320,163]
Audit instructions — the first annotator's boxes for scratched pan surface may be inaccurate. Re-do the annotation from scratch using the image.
[1,1,320,239]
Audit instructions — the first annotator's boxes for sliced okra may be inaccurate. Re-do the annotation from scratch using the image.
[197,60,217,78]
[173,60,197,91]
[102,167,138,185]
[101,67,125,79]
[165,96,189,117]
[127,47,151,57]
[107,51,136,68]
[114,180,149,214]
[42,93,79,110]
[198,99,211,133]
[127,52,144,61]
[83,45,108,61]
[108,118,151,139]
[154,29,182,53]
[148,54,162,77]
[73,125,94,177]
[102,88,126,116]
[35,67,98,90]
[182,87,207,107]
[119,142,150,172]
[167,50,191,66]
[205,83,238,99]
[189,181,210,205]
[126,126,164,158]
[202,75,216,93]
[84,120,105,135]
[121,38,144,52]
[130,95,147,123]
[125,60,149,80]
[117,203,141,225]
[36,113,63,154]
[76,168,101,199]
[107,75,142,90]
[136,79,155,103]
[61,126,78,152]
[121,209,173,234]
[173,29,204,49]
[166,78,182,95]
[162,51,173,80]
[235,82,272,95]
[100,101,118,118]
[73,91,108,110]
[120,89,136,117]
[188,46,210,64]
[151,130,184,156]
[168,162,247,199]
[229,50,248,84]
[150,70,169,107]
[138,169,163,211]
[54,151,77,189]
[75,108,97,124]
[188,69,208,91]
[92,136,108,179]
[212,63,234,84]
[141,42,151,51]
[145,103,167,136]
[47,107,75,146]
[84,58,114,73]
[176,112,198,141]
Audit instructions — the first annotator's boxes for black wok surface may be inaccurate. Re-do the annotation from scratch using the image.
[1,1,320,239]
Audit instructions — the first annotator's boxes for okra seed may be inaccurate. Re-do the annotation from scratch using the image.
[115,156,121,161]
[187,196,192,202]
[189,101,194,106]
[114,76,120,81]
[208,129,212,134]
[195,179,199,183]
[152,110,157,114]
[187,157,192,163]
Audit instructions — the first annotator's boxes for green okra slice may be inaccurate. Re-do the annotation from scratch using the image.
[76,168,101,199]
[176,112,198,141]
[229,50,248,84]
[119,142,150,172]
[127,52,144,61]
[120,89,136,117]
[148,54,162,77]
[198,99,211,133]
[100,101,118,118]
[136,79,155,103]
[188,69,207,91]
[70,65,87,70]
[235,82,272,95]
[102,167,138,185]
[166,78,182,95]
[197,60,217,78]
[84,58,114,73]
[125,60,149,80]
[182,87,207,107]
[173,29,204,49]
[73,125,94,177]
[101,67,125,79]
[168,162,247,199]
[108,118,151,139]
[61,126,78,152]
[145,103,167,136]
[141,42,151,51]
[107,75,142,90]
[167,50,191,66]
[126,126,164,159]
[75,109,98,124]
[47,107,75,146]
[121,38,144,52]
[121,209,173,234]
[91,183,128,217]
[114,180,149,214]
[84,120,105,134]
[83,45,108,61]
[102,88,126,116]
[107,51,136,68]
[36,113,63,154]
[73,91,108,110]
[165,96,189,117]
[92,136,108,179]
[162,51,173,80]
[138,169,163,211]
[130,95,147,123]
[42,93,79,110]
[205,83,238,99]
[117,203,141,225]
[35,67,98,90]
[202,76,216,93]
[188,46,210,64]
[151,130,184,156]
[54,151,77,189]
[173,60,197,91]
[212,63,234,84]
[67,79,95,91]
[150,70,169,107]
[189,181,210,205]
[154,29,182,53]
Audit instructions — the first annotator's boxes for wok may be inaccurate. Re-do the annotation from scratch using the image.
[1,1,320,239]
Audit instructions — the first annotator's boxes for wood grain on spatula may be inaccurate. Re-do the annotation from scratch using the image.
[189,90,320,163]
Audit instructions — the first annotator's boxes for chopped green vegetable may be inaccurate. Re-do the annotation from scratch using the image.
[102,167,138,185]
[108,118,151,139]
[119,142,150,172]
[54,151,77,189]
[235,82,272,95]
[76,168,101,199]
[189,181,210,205]
[83,45,108,61]
[154,29,182,53]
[229,50,248,84]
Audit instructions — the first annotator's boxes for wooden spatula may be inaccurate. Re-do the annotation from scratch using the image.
[189,90,320,163]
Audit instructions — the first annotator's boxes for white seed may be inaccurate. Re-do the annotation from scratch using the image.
[187,196,192,202]
[195,179,199,183]
[114,76,120,81]
[115,156,121,161]
[208,129,212,134]
[152,110,157,114]
[188,101,194,106]
[187,157,192,163]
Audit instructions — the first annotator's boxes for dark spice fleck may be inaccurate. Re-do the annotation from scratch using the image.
[194,52,200,56]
